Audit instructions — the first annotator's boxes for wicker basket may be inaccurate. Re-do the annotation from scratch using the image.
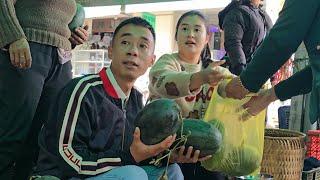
[261,128,306,180]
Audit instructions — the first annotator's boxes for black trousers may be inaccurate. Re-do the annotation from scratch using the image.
[179,162,227,180]
[0,42,72,180]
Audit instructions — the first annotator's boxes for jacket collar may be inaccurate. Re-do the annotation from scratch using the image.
[99,67,129,103]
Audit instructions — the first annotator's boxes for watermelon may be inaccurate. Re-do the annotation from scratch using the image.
[222,145,261,176]
[202,145,261,176]
[208,119,225,138]
[69,3,85,31]
[176,119,223,157]
[134,99,182,145]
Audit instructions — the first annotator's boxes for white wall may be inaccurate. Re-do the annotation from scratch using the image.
[154,14,176,59]
[265,0,286,24]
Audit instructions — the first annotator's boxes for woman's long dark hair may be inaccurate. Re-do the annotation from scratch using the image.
[201,43,212,68]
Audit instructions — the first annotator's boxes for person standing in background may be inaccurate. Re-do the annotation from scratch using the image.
[222,0,318,126]
[0,1,88,179]
[219,0,272,75]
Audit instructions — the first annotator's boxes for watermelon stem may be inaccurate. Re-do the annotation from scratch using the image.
[151,132,191,179]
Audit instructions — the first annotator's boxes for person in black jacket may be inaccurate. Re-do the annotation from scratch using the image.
[221,0,320,126]
[219,0,273,75]
[32,17,185,180]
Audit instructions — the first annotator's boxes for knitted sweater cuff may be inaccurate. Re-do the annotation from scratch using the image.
[24,28,71,50]
[0,0,25,48]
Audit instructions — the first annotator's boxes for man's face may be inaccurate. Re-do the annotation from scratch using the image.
[108,24,155,81]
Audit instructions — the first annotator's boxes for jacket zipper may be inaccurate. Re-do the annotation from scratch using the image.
[121,100,127,151]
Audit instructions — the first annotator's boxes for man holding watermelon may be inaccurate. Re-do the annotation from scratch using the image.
[0,1,88,179]
[31,17,185,180]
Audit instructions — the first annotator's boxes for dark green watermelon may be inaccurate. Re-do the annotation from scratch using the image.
[221,145,261,176]
[69,3,85,31]
[208,119,225,138]
[202,145,261,176]
[134,99,182,145]
[177,119,223,157]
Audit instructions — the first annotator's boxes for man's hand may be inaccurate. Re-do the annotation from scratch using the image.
[130,127,176,163]
[69,25,89,46]
[169,146,212,163]
[241,88,278,119]
[225,77,250,99]
[9,38,32,69]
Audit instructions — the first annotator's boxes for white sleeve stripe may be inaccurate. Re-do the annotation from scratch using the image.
[82,158,122,165]
[58,75,122,175]
[80,166,118,175]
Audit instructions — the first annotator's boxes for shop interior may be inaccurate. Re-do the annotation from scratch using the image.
[70,1,319,179]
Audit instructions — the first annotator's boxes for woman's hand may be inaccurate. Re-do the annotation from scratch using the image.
[190,60,231,91]
[9,38,32,69]
[242,88,278,117]
[225,77,250,99]
[69,25,89,46]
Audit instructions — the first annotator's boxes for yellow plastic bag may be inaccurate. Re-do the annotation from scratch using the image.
[201,85,266,176]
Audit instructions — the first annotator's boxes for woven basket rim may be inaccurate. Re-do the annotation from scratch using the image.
[264,128,306,139]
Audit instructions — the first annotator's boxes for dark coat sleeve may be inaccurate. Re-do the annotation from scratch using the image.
[240,0,320,92]
[275,66,313,100]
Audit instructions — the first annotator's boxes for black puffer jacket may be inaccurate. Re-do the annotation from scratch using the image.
[219,0,273,75]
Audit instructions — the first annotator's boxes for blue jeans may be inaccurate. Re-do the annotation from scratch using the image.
[85,165,148,180]
[85,164,183,180]
[141,163,184,180]
[0,43,72,180]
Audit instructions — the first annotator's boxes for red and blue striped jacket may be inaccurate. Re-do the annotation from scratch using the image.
[34,68,143,179]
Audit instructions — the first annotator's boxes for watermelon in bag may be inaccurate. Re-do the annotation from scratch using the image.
[201,80,266,176]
